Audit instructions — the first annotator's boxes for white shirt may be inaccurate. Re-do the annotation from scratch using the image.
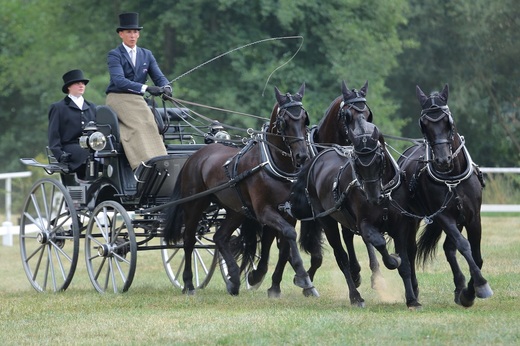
[123,44,147,94]
[69,94,84,110]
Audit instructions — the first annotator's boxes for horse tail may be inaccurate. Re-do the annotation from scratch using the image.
[163,168,185,245]
[299,219,323,256]
[289,161,313,219]
[229,218,262,274]
[416,221,443,266]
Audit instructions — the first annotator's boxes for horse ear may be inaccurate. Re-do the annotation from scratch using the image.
[440,84,449,102]
[416,85,428,107]
[297,82,305,98]
[341,80,351,98]
[360,80,368,96]
[274,86,283,104]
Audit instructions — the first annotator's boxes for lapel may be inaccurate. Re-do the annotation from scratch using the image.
[120,44,135,72]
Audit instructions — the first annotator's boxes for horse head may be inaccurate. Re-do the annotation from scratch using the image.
[339,80,373,140]
[416,84,456,172]
[272,83,310,167]
[351,122,386,204]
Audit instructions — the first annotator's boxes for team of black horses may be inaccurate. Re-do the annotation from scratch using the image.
[163,81,493,309]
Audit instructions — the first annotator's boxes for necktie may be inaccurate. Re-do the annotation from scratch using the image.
[130,49,136,66]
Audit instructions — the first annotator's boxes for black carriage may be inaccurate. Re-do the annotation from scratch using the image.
[19,102,233,293]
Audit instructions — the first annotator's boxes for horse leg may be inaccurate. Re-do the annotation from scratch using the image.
[460,218,493,306]
[247,226,275,290]
[438,216,493,307]
[267,236,290,298]
[360,221,401,270]
[393,222,421,310]
[298,220,323,296]
[442,233,467,306]
[213,211,245,296]
[341,228,362,287]
[181,203,208,295]
[320,218,364,307]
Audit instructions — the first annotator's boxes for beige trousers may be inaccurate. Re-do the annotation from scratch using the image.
[106,93,167,170]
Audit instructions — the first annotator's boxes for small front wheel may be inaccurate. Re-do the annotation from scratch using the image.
[84,200,136,293]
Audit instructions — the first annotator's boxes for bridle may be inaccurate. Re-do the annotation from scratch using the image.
[419,104,454,147]
[350,134,385,192]
[338,92,372,139]
[275,93,309,149]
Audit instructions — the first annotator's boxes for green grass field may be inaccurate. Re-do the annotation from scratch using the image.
[1,216,519,345]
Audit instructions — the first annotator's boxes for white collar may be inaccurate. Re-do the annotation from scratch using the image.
[123,43,137,53]
[69,94,84,109]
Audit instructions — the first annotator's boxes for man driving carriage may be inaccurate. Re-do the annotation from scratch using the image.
[105,12,173,171]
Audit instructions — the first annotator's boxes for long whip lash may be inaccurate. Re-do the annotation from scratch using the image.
[169,36,304,94]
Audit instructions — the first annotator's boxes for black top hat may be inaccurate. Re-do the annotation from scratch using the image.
[117,12,143,32]
[62,69,89,94]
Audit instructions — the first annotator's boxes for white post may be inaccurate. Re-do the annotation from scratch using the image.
[2,177,13,246]
[1,171,32,246]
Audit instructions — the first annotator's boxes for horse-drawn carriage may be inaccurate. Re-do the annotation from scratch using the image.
[19,100,233,293]
[18,81,493,309]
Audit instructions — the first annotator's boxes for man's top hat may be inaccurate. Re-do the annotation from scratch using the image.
[117,12,143,32]
[62,69,89,94]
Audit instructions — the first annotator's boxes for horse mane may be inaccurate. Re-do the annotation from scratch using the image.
[318,96,342,128]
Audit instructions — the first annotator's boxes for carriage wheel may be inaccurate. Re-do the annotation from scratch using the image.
[19,178,80,292]
[84,200,137,293]
[161,205,221,290]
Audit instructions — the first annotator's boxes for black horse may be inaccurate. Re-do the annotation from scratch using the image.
[244,81,382,297]
[290,120,421,308]
[398,84,493,307]
[163,84,318,296]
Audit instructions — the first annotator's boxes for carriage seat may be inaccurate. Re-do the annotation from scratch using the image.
[96,105,191,144]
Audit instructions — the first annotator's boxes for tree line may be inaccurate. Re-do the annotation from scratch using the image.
[1,0,518,174]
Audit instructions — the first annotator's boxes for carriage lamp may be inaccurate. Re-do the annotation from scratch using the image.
[80,122,107,151]
[205,121,231,143]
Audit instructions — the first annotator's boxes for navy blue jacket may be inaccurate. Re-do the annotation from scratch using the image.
[48,96,96,171]
[105,44,170,94]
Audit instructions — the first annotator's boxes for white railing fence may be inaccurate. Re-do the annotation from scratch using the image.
[1,171,32,246]
[480,167,520,212]
[1,168,518,246]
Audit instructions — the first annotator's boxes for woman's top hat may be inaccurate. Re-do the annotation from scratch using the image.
[117,12,143,32]
[62,69,89,94]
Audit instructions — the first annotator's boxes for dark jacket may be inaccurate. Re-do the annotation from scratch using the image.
[105,44,170,94]
[48,96,96,171]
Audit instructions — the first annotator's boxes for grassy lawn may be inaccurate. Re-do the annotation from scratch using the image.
[1,216,519,345]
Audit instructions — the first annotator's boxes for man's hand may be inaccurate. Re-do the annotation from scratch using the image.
[161,85,173,100]
[147,86,164,96]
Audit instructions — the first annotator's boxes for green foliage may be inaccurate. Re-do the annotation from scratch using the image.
[0,0,518,173]
[387,0,520,166]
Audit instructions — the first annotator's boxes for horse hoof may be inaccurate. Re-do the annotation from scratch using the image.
[351,300,366,308]
[384,254,402,270]
[407,302,422,311]
[302,287,320,297]
[293,275,313,289]
[246,272,265,290]
[459,291,475,308]
[475,283,493,299]
[267,287,281,298]
[226,281,240,296]
[183,288,196,296]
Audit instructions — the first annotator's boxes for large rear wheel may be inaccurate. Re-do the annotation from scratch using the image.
[19,178,80,292]
[84,200,137,293]
[161,204,222,290]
